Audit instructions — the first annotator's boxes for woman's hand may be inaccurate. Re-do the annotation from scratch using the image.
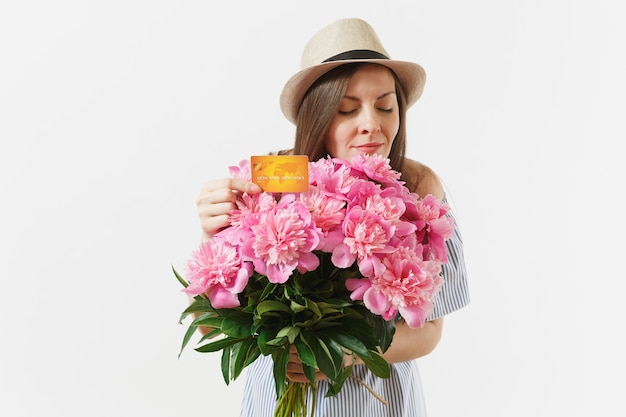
[286,346,328,383]
[285,346,361,383]
[196,178,261,240]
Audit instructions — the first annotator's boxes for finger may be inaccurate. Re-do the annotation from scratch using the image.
[199,214,231,238]
[198,201,237,218]
[286,372,311,383]
[200,178,261,195]
[197,187,239,206]
[286,369,327,383]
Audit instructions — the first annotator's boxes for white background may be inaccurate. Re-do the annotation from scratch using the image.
[1,1,624,416]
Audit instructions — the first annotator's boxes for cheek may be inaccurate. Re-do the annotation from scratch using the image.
[384,117,400,141]
[326,121,350,149]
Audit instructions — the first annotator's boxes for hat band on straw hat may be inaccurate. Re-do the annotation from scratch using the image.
[323,50,389,63]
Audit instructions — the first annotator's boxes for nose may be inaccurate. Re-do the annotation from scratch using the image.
[358,107,381,134]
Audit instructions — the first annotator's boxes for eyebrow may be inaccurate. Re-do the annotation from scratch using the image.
[343,91,397,101]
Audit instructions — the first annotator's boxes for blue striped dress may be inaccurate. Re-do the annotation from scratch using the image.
[240,213,470,417]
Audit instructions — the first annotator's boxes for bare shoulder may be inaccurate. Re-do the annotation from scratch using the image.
[401,158,445,200]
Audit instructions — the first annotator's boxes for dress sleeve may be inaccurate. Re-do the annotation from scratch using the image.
[428,212,471,320]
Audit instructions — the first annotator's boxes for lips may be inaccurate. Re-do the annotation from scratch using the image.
[354,143,383,153]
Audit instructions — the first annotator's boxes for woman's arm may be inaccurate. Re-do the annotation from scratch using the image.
[286,318,444,382]
[380,318,443,363]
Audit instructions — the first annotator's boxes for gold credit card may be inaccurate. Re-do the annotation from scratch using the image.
[250,155,309,193]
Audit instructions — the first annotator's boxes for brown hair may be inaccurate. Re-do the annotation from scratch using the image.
[291,63,409,174]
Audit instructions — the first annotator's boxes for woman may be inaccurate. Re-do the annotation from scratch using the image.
[196,18,470,417]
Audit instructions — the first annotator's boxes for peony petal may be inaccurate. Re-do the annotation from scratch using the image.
[381,307,398,321]
[363,288,390,315]
[209,286,240,309]
[225,264,252,294]
[345,278,371,300]
[318,229,344,252]
[297,252,320,273]
[430,217,454,238]
[331,244,356,268]
[395,221,417,237]
[358,255,384,278]
[399,303,432,329]
[265,263,293,284]
[181,281,207,297]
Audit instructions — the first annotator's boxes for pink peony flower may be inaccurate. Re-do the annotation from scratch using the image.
[243,199,322,284]
[228,192,277,231]
[345,179,381,206]
[332,206,392,277]
[346,245,444,328]
[183,237,253,309]
[299,186,346,234]
[308,157,357,198]
[412,195,454,262]
[363,190,416,237]
[349,153,402,185]
[299,185,346,252]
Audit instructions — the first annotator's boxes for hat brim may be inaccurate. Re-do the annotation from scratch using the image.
[279,59,426,124]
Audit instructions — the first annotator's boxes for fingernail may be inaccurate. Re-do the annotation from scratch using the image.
[250,184,262,193]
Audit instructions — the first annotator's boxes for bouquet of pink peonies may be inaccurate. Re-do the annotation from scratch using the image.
[174,153,454,417]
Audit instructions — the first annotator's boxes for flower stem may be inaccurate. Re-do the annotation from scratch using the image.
[274,381,318,417]
[349,375,388,406]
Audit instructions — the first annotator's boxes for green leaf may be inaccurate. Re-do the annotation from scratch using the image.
[304,298,323,318]
[178,325,198,358]
[256,328,277,356]
[172,265,188,288]
[369,315,396,353]
[232,339,256,380]
[307,335,343,381]
[221,345,232,384]
[301,363,317,384]
[317,334,345,378]
[290,300,306,312]
[339,317,379,349]
[324,328,369,357]
[195,336,242,353]
[272,348,290,400]
[179,299,214,323]
[256,300,291,316]
[317,299,352,309]
[284,283,302,301]
[184,298,214,311]
[325,364,353,397]
[244,345,261,368]
[259,282,278,301]
[359,350,390,379]
[199,327,223,342]
[294,338,318,383]
[294,338,316,368]
[221,315,252,338]
[265,336,288,347]
[192,315,223,329]
[276,326,300,344]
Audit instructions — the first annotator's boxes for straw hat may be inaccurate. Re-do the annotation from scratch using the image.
[279,18,427,124]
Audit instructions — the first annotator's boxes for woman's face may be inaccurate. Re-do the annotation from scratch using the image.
[325,64,400,161]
